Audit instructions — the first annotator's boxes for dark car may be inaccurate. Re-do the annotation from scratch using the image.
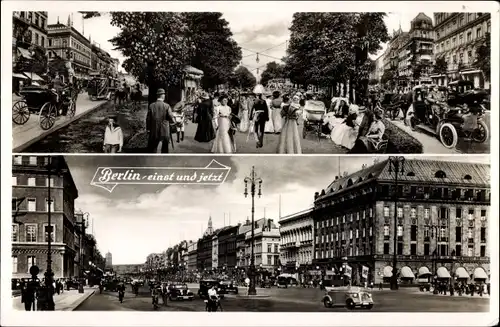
[168,283,194,301]
[220,281,238,294]
[198,279,226,299]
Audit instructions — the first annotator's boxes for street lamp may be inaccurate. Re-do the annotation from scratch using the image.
[388,156,405,290]
[75,211,89,293]
[244,166,263,296]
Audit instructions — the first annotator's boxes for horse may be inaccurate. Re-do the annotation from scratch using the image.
[130,88,143,111]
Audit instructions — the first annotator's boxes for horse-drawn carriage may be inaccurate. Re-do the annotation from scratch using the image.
[406,84,489,149]
[379,92,412,120]
[12,85,76,130]
[302,100,326,140]
[88,75,118,101]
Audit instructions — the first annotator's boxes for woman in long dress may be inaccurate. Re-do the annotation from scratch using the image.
[264,94,275,133]
[211,95,235,153]
[277,95,302,153]
[270,91,283,134]
[330,105,359,150]
[238,95,250,132]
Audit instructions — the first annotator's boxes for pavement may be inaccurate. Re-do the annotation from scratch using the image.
[12,287,95,311]
[12,93,108,152]
[73,284,489,312]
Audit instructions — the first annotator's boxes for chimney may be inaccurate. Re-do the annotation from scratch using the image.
[314,192,320,200]
[268,219,273,231]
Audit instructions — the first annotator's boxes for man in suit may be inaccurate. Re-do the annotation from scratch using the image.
[146,88,175,153]
[250,91,269,148]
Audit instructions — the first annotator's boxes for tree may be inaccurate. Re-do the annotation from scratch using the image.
[260,61,285,86]
[380,69,395,87]
[107,12,193,104]
[433,56,448,75]
[474,32,490,82]
[14,46,48,76]
[183,12,242,90]
[230,66,256,89]
[368,78,379,85]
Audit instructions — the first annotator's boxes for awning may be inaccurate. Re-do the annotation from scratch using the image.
[18,47,32,59]
[13,73,28,79]
[455,267,469,279]
[13,273,33,279]
[400,266,415,279]
[473,267,488,280]
[437,267,451,279]
[383,266,393,278]
[418,267,432,278]
[461,70,481,75]
[23,72,44,82]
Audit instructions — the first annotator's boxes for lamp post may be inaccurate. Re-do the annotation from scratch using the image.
[244,166,263,296]
[429,224,439,294]
[75,211,89,293]
[388,156,405,290]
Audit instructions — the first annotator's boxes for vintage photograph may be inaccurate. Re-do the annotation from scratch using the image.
[10,154,490,312]
[11,11,491,154]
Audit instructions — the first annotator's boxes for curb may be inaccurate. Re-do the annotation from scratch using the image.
[13,100,110,152]
[69,290,96,311]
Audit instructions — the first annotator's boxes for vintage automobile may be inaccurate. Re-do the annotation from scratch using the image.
[220,281,239,294]
[167,283,194,301]
[276,274,299,288]
[322,286,374,310]
[198,279,226,299]
[406,85,489,149]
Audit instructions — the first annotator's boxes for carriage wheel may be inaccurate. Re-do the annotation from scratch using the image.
[39,102,56,130]
[67,100,76,118]
[12,101,30,125]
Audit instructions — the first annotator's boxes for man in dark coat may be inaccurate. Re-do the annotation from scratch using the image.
[348,106,375,153]
[250,92,269,148]
[193,92,216,143]
[146,88,175,153]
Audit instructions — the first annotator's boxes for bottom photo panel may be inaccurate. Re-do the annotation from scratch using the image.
[10,154,491,313]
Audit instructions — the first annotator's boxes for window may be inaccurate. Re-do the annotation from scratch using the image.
[467,31,472,42]
[397,243,403,255]
[267,244,272,253]
[349,230,353,239]
[397,226,403,237]
[28,177,36,186]
[44,224,55,242]
[26,224,37,242]
[14,156,22,165]
[476,27,482,38]
[424,208,430,219]
[12,176,18,186]
[456,208,462,218]
[468,209,474,220]
[266,255,272,265]
[411,226,417,241]
[355,229,359,238]
[369,227,372,236]
[397,207,403,218]
[456,227,462,242]
[29,156,37,165]
[456,244,462,256]
[383,243,390,254]
[12,224,19,242]
[410,207,416,218]
[384,206,390,217]
[480,245,486,257]
[467,228,473,239]
[12,256,18,273]
[467,245,473,257]
[424,243,430,255]
[27,256,36,273]
[35,33,39,45]
[410,244,417,255]
[480,210,486,218]
[46,198,54,212]
[480,227,486,242]
[383,225,389,236]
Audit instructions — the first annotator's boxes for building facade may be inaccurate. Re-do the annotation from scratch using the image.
[212,233,219,269]
[279,209,314,272]
[197,217,214,271]
[12,11,49,55]
[236,220,253,268]
[431,12,491,88]
[312,159,490,285]
[12,155,79,279]
[47,17,92,80]
[113,264,143,276]
[243,218,280,271]
[187,241,198,272]
[218,225,239,269]
[105,251,113,268]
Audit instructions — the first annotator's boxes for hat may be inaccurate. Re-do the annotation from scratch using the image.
[374,108,384,119]
[253,84,265,94]
[200,91,210,99]
[156,88,166,96]
[107,113,118,120]
[348,104,359,115]
[358,106,367,113]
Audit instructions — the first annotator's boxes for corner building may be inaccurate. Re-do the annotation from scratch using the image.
[312,159,490,285]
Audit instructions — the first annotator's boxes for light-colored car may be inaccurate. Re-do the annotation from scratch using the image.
[322,286,374,310]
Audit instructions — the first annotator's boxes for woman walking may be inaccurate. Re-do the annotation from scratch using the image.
[238,95,250,132]
[211,95,235,153]
[277,95,302,154]
[271,91,283,134]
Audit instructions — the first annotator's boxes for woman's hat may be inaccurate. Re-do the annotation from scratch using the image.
[374,108,384,119]
[358,106,367,113]
[348,104,359,115]
[200,91,210,99]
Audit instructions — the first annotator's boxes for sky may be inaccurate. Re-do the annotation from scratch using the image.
[47,11,434,78]
[65,155,488,265]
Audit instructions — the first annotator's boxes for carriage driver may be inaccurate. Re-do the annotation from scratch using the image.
[426,85,449,118]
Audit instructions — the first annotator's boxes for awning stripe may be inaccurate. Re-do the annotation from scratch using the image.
[473,267,488,280]
[455,267,469,279]
[400,266,415,279]
[437,267,451,279]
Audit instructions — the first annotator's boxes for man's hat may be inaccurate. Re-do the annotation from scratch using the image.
[157,88,166,96]
[107,113,118,120]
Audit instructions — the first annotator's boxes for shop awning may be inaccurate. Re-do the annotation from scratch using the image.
[18,47,32,59]
[473,267,488,280]
[455,267,469,279]
[23,72,44,82]
[418,267,432,277]
[13,73,28,79]
[400,266,415,279]
[437,267,451,279]
[383,266,393,278]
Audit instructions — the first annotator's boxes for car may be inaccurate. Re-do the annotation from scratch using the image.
[322,286,374,310]
[168,283,194,301]
[198,279,226,299]
[220,281,238,294]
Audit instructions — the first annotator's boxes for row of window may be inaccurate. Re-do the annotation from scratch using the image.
[12,255,38,274]
[12,224,55,243]
[18,11,46,30]
[382,241,487,257]
[383,206,487,220]
[383,224,487,242]
[12,176,54,187]
[316,227,373,243]
[12,197,54,212]
[247,254,280,266]
[316,244,373,259]
[244,243,280,254]
[435,13,484,35]
[13,156,43,165]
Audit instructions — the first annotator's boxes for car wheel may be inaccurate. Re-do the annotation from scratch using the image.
[471,120,489,143]
[439,122,458,149]
[366,304,373,310]
[323,298,332,308]
[346,299,356,310]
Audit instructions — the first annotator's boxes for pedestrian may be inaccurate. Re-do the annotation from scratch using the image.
[211,95,235,153]
[270,91,283,134]
[146,88,175,153]
[379,282,383,290]
[250,87,269,148]
[172,100,186,143]
[277,95,301,154]
[103,114,123,153]
[238,95,250,133]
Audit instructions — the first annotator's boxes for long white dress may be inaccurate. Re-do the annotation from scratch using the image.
[264,98,275,133]
[330,119,358,150]
[238,99,250,132]
[211,105,234,153]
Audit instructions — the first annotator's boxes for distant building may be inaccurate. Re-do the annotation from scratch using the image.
[197,217,214,271]
[279,209,314,273]
[187,241,198,272]
[12,155,79,279]
[105,251,113,268]
[244,218,280,271]
[112,264,143,276]
[236,219,253,268]
[218,225,239,269]
[431,12,491,88]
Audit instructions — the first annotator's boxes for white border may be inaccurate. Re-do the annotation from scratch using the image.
[2,1,499,327]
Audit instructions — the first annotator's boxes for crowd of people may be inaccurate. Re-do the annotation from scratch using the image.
[16,277,83,311]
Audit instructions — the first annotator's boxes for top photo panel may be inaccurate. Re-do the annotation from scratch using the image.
[11,11,492,154]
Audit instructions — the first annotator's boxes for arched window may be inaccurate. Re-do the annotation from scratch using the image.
[347,179,353,186]
[407,172,415,176]
[435,170,447,178]
[368,173,374,178]
[463,174,472,180]
[320,189,326,196]
[357,177,363,183]
[338,185,343,190]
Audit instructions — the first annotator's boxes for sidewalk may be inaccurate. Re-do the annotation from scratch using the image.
[12,94,107,152]
[12,287,95,311]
